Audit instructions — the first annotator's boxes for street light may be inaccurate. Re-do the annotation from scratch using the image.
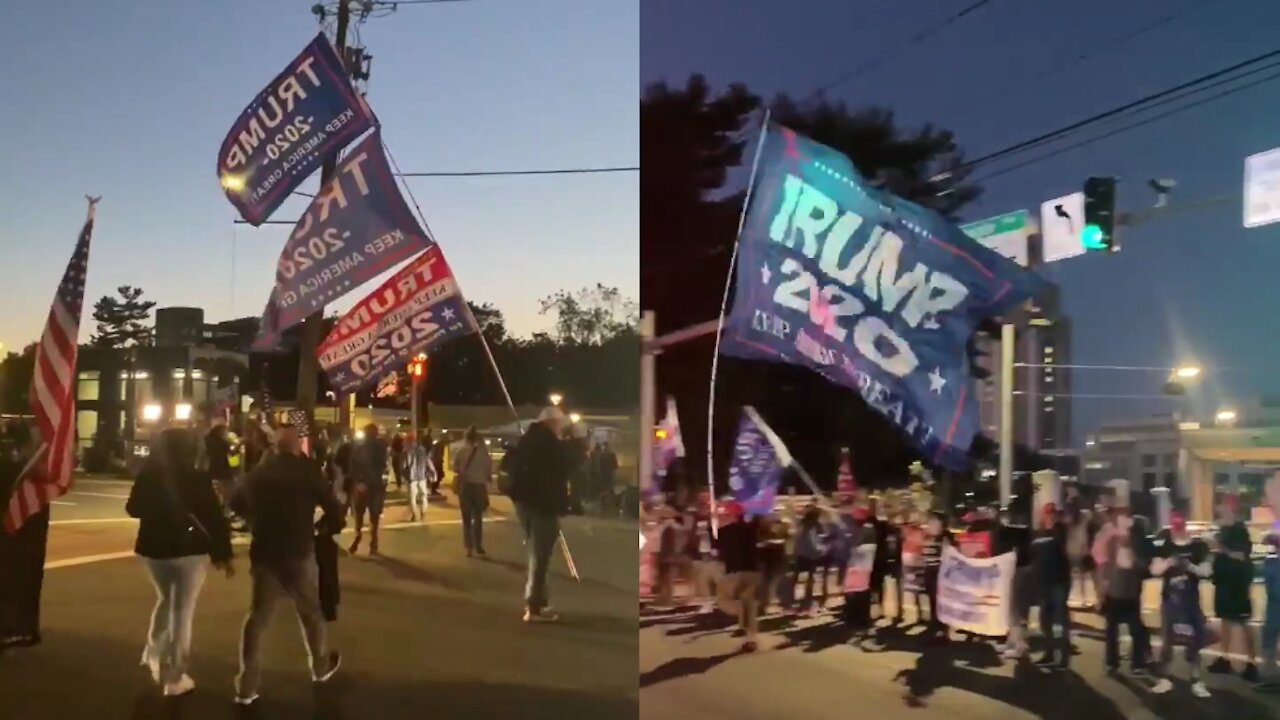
[1216,409,1237,425]
[569,412,582,424]
[174,403,193,421]
[1174,365,1201,379]
[548,392,563,407]
[141,404,162,422]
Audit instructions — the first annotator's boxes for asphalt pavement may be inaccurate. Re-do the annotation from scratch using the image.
[1,480,639,720]
[640,595,1280,720]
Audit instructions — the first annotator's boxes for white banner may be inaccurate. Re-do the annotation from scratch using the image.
[937,544,1016,636]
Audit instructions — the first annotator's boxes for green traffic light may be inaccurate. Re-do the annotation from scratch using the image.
[1082,223,1107,250]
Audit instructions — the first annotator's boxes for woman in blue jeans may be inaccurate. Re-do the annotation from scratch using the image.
[1148,511,1213,698]
[126,429,233,697]
[452,426,493,557]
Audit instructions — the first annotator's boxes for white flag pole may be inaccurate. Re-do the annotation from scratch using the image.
[743,406,826,503]
[384,140,579,581]
[707,109,771,539]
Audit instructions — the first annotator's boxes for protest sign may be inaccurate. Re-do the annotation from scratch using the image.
[842,543,876,593]
[219,33,375,225]
[720,124,1046,469]
[936,544,1016,636]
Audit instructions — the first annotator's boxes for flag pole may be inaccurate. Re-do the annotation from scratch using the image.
[707,109,770,538]
[383,140,579,581]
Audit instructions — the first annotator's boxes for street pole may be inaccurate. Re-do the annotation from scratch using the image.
[410,373,420,446]
[639,312,655,498]
[999,322,1015,507]
[295,0,353,446]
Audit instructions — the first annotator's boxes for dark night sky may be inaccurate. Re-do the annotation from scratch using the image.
[643,0,1280,445]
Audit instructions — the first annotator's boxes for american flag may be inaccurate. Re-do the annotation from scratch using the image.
[288,408,312,457]
[4,198,98,534]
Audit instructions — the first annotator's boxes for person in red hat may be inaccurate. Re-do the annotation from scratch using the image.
[714,500,763,652]
[1030,502,1072,670]
[1207,493,1259,681]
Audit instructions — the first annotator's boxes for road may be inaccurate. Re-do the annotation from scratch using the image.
[640,600,1280,720]
[1,477,638,720]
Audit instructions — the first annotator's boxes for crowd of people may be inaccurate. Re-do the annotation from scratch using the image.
[0,403,582,704]
[644,481,1280,699]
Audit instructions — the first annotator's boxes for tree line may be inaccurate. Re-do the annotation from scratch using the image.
[0,283,638,415]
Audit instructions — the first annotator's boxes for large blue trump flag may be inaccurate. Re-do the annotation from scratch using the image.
[721,125,1045,470]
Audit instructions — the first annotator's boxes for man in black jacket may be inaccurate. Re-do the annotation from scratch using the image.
[230,426,343,706]
[1032,503,1072,670]
[0,422,48,651]
[509,406,570,623]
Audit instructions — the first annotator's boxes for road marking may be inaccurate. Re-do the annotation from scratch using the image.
[68,491,130,500]
[50,517,138,526]
[44,517,506,569]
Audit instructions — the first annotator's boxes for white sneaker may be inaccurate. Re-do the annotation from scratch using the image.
[162,674,195,697]
[233,692,259,706]
[1001,647,1025,660]
[140,650,160,684]
[313,652,342,683]
[1191,681,1211,698]
[1150,678,1173,695]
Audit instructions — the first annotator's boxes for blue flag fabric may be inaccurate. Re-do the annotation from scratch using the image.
[720,125,1046,470]
[218,33,376,226]
[252,128,436,351]
[728,411,787,519]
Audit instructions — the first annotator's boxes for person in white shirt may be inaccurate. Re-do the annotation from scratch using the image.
[452,426,493,557]
[406,433,435,523]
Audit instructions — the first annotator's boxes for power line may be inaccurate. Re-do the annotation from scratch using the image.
[937,46,1280,179]
[802,0,1000,102]
[969,65,1280,185]
[974,0,1215,109]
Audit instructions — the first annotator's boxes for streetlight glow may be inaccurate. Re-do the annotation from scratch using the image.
[174,403,193,421]
[548,392,563,407]
[1174,366,1201,379]
[569,413,582,424]
[141,404,162,422]
[1216,410,1237,424]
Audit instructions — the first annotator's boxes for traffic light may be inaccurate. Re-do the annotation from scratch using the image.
[406,355,427,380]
[1082,176,1117,251]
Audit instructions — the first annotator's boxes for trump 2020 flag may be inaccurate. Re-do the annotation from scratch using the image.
[253,129,436,351]
[218,33,375,226]
[728,407,792,519]
[720,125,1046,470]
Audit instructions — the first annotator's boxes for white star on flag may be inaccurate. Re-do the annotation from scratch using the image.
[442,307,456,321]
[761,263,771,284]
[928,368,946,394]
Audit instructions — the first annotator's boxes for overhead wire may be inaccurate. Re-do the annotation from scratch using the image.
[802,0,1001,103]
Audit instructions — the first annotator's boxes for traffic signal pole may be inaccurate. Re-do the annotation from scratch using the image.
[639,312,656,501]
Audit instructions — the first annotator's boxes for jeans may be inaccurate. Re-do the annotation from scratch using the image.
[141,555,208,685]
[459,483,487,552]
[1040,583,1071,664]
[1158,591,1206,677]
[236,560,329,698]
[1104,597,1151,670]
[1262,601,1280,678]
[408,479,429,519]
[718,571,761,641]
[516,504,559,612]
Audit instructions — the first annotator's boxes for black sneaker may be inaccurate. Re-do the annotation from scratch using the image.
[1243,663,1260,683]
[1207,657,1233,675]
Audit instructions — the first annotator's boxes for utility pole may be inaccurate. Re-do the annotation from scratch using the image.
[639,312,656,498]
[998,322,1015,508]
[296,0,353,438]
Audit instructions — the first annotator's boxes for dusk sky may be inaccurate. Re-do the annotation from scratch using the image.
[643,0,1280,442]
[0,0,637,351]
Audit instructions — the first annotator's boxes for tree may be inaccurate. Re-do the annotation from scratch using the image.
[0,344,37,413]
[641,75,984,489]
[91,286,156,348]
[539,285,637,346]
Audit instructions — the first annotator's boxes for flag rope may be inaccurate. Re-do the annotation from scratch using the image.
[706,109,770,538]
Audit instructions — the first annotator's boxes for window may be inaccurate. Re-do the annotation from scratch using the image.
[75,410,97,449]
[76,371,100,401]
[1142,454,1156,468]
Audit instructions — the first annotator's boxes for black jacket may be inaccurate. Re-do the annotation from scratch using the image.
[717,518,761,574]
[1030,522,1071,586]
[127,466,232,562]
[509,422,570,515]
[231,452,343,566]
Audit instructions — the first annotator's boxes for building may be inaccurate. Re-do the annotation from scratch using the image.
[1082,404,1280,523]
[975,282,1073,453]
[75,307,249,455]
